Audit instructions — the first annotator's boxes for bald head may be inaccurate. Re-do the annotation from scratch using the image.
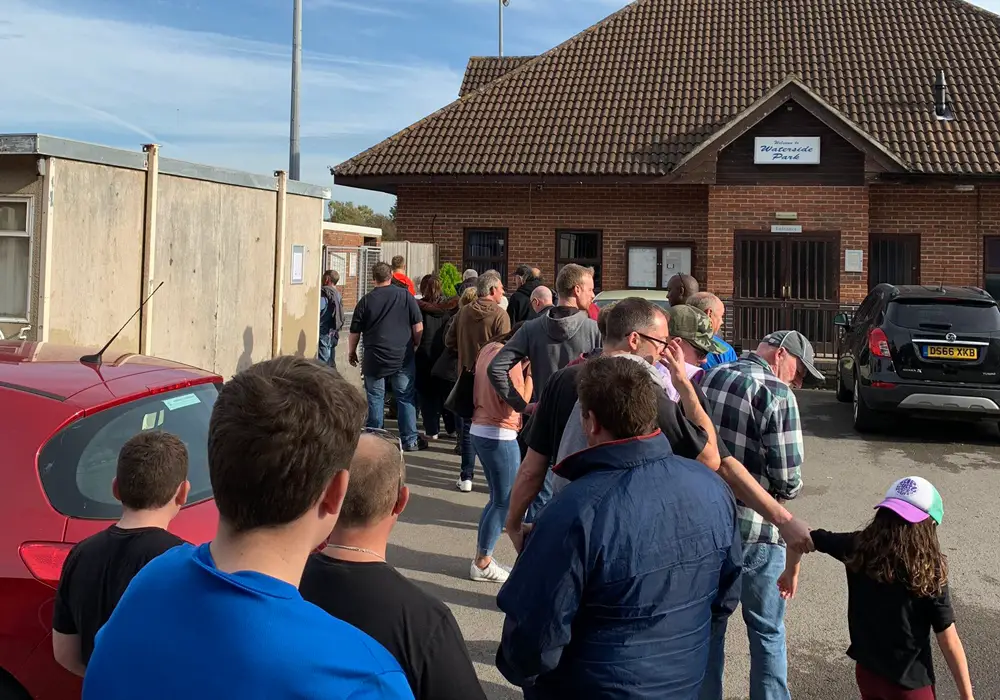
[335,433,405,529]
[667,274,699,307]
[529,285,553,313]
[687,291,725,335]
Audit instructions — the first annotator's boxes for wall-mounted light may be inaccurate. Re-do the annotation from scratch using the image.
[953,184,976,193]
[774,212,798,221]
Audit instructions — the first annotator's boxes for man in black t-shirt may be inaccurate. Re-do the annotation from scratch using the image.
[301,430,485,700]
[52,431,190,676]
[349,261,427,452]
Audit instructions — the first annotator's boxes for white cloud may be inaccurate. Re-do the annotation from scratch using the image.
[0,0,461,212]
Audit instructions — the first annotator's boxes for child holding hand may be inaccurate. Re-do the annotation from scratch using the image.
[779,476,974,700]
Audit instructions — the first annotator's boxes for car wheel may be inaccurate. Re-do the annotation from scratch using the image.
[835,364,852,403]
[853,374,879,433]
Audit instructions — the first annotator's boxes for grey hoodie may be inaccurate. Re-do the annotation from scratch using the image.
[488,306,601,413]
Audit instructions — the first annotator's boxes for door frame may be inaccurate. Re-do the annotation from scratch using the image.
[732,230,841,355]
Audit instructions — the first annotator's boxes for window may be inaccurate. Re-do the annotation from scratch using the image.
[0,197,31,320]
[985,238,1000,302]
[38,383,219,519]
[869,234,920,289]
[464,228,507,282]
[887,299,1000,333]
[625,242,693,289]
[556,230,602,290]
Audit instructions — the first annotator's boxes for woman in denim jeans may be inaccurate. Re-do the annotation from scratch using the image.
[468,324,532,583]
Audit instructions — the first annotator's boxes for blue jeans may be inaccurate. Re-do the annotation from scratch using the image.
[472,435,519,557]
[524,468,554,525]
[364,359,419,448]
[700,543,789,700]
[317,333,335,367]
[456,417,476,482]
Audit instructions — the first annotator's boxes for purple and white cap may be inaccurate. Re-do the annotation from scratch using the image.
[876,476,944,525]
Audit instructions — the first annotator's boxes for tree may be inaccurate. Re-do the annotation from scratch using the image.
[328,200,397,240]
[439,263,462,297]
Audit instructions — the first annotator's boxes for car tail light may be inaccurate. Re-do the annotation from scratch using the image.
[19,542,73,588]
[871,381,897,389]
[868,328,891,358]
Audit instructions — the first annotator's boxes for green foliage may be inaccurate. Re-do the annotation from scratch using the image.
[328,200,397,240]
[439,263,462,297]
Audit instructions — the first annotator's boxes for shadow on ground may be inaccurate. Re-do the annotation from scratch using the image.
[797,390,1000,448]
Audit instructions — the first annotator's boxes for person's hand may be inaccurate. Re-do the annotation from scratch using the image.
[348,351,359,367]
[507,522,533,553]
[777,567,799,600]
[661,338,690,387]
[779,517,815,554]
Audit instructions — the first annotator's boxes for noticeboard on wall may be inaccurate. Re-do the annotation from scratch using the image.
[290,244,305,285]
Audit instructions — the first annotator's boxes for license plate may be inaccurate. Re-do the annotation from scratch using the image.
[922,345,979,361]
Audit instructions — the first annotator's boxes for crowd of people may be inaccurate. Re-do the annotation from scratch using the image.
[51,257,975,700]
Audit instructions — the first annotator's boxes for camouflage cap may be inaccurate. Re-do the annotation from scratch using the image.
[668,305,726,355]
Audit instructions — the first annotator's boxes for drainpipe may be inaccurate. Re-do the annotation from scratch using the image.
[36,158,55,342]
[272,170,288,357]
[139,144,160,355]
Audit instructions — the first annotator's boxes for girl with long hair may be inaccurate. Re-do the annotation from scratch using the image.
[468,322,531,583]
[780,477,974,700]
[415,274,458,439]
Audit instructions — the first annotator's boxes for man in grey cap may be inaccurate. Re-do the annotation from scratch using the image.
[698,330,823,700]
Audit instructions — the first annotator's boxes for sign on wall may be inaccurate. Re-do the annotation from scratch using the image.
[754,137,821,165]
[290,244,305,285]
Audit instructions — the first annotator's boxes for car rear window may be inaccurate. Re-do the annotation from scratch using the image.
[594,298,671,311]
[887,300,1000,333]
[38,383,218,519]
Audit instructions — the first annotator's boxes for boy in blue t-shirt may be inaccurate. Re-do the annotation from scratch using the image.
[83,357,413,700]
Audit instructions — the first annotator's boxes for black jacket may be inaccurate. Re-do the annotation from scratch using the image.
[507,278,544,324]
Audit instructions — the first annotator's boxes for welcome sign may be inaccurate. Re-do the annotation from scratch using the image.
[754,137,821,164]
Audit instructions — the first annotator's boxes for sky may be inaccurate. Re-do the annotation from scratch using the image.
[3,0,999,214]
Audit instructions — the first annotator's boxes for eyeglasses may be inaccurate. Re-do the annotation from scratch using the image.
[362,427,405,491]
[635,332,671,354]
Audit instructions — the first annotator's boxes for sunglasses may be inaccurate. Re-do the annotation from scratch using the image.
[362,427,405,491]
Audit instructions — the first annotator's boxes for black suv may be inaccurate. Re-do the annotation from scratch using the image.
[834,284,1000,433]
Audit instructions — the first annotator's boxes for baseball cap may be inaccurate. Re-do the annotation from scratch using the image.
[876,476,944,525]
[667,306,726,355]
[761,330,824,381]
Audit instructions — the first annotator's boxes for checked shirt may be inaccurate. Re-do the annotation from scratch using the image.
[701,352,804,546]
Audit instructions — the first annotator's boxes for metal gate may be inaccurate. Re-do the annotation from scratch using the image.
[869,234,920,289]
[323,245,381,313]
[733,232,841,356]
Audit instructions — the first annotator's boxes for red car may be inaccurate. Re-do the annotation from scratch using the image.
[0,342,220,699]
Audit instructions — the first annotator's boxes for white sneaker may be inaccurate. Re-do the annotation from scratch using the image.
[423,433,439,441]
[456,479,473,493]
[470,559,509,583]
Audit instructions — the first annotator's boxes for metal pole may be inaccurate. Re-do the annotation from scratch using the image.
[289,0,302,180]
[499,0,503,57]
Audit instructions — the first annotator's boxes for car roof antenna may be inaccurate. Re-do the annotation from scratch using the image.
[80,281,164,366]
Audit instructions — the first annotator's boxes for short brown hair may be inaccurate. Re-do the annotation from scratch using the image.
[390,255,405,270]
[116,431,189,510]
[337,435,405,528]
[372,261,392,283]
[208,356,366,532]
[577,356,657,439]
[322,269,340,286]
[596,302,616,338]
[604,297,664,344]
[556,263,594,298]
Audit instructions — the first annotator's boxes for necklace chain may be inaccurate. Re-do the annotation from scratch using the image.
[324,543,385,562]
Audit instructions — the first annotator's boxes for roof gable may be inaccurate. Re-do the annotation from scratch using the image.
[336,0,1000,184]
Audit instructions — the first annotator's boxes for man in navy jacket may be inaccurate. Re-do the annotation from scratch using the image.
[496,355,742,699]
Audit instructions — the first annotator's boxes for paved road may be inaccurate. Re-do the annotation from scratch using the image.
[382,390,1000,699]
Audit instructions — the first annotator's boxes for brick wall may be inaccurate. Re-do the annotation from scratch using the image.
[323,230,365,247]
[869,185,1000,288]
[707,185,870,303]
[393,182,1000,308]
[395,184,709,289]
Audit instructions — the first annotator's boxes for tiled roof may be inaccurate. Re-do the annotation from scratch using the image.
[458,57,537,97]
[336,0,1000,180]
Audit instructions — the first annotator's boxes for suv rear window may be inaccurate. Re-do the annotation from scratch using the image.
[887,300,1000,333]
[38,383,218,519]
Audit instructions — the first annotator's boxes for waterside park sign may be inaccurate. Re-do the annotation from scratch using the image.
[754,137,821,165]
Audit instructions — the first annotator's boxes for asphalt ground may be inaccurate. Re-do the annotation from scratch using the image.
[349,356,1000,699]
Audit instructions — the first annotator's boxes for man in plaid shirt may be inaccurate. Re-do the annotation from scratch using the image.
[698,330,824,700]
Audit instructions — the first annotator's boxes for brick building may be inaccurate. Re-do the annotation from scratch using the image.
[334,0,1000,354]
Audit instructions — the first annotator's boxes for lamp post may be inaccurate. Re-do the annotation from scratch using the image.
[499,0,509,57]
[289,0,302,180]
